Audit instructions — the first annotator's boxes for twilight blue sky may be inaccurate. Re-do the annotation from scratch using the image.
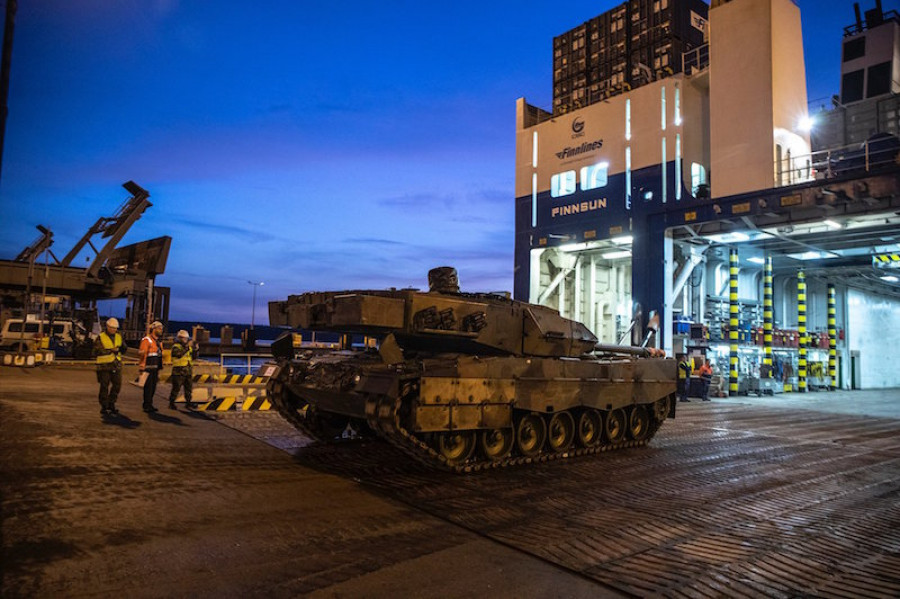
[0,0,894,322]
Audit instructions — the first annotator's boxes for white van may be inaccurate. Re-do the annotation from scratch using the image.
[0,317,86,354]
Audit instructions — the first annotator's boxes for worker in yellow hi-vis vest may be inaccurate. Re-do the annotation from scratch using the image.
[94,317,127,417]
[168,330,196,410]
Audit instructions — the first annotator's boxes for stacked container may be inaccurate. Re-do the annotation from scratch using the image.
[552,0,709,114]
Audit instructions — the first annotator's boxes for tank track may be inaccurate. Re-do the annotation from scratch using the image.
[364,377,669,474]
[266,376,365,443]
[269,365,669,473]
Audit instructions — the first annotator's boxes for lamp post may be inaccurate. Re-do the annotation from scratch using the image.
[248,280,264,329]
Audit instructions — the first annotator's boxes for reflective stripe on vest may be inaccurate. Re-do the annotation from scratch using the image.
[172,345,192,368]
[97,333,122,364]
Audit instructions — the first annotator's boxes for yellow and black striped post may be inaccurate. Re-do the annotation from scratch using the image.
[828,284,837,391]
[763,256,773,376]
[797,271,807,393]
[729,248,739,395]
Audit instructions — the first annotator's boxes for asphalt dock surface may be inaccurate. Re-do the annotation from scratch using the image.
[0,366,614,598]
[3,365,900,598]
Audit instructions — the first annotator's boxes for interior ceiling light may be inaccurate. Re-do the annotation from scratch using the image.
[823,219,842,229]
[747,256,765,264]
[601,250,632,260]
[558,240,605,253]
[881,275,900,283]
[786,250,839,261]
[611,235,633,245]
[704,231,771,244]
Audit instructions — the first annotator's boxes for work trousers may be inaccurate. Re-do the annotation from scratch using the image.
[678,378,688,402]
[168,372,193,404]
[97,367,122,410]
[142,369,159,409]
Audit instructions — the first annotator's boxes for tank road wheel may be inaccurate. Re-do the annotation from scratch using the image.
[547,411,575,453]
[435,431,476,466]
[577,409,602,448]
[628,405,650,441]
[515,414,547,458]
[479,428,514,462]
[653,396,670,422]
[605,409,626,444]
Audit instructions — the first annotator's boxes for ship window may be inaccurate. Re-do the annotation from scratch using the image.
[661,87,666,130]
[661,138,667,203]
[867,61,892,98]
[625,147,632,209]
[843,37,865,62]
[625,98,631,140]
[7,322,22,332]
[842,69,865,104]
[676,134,682,200]
[691,162,707,195]
[674,86,681,125]
[551,171,577,197]
[580,162,609,190]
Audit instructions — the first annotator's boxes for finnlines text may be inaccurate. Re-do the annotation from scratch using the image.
[556,139,603,159]
[552,198,607,218]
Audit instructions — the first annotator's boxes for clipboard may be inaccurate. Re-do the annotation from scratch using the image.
[129,371,149,388]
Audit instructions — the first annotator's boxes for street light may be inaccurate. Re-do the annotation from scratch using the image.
[248,280,264,329]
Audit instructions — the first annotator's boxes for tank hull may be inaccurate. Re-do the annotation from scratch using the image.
[267,352,676,472]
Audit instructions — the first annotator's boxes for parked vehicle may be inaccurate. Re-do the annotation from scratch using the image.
[0,317,94,357]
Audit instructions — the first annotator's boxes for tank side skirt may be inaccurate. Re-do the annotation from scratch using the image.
[370,378,673,474]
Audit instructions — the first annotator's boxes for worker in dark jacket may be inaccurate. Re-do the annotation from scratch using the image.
[94,317,127,416]
[168,330,195,410]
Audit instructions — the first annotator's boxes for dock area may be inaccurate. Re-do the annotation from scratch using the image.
[0,366,615,598]
[3,364,900,597]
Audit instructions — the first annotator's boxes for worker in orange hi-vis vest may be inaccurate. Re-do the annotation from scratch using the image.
[139,321,164,413]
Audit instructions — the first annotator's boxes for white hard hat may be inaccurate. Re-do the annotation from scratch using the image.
[150,321,163,330]
[177,329,189,339]
[106,317,120,329]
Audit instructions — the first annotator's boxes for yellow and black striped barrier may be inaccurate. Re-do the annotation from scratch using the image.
[162,373,269,385]
[165,370,273,412]
[191,395,273,412]
[873,253,900,267]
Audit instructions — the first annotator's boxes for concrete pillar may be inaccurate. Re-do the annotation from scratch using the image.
[798,270,807,393]
[729,248,739,396]
[828,284,837,391]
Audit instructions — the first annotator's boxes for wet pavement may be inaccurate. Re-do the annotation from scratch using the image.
[3,365,900,598]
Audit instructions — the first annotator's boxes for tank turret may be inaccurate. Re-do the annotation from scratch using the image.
[265,268,676,472]
[269,267,598,359]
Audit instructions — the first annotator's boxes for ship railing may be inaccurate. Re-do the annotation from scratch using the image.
[774,136,900,187]
[682,44,709,77]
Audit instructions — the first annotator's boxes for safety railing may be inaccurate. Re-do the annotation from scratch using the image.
[219,352,274,376]
[682,44,709,76]
[775,135,900,187]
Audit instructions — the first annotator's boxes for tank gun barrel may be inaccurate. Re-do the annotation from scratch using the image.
[594,343,664,358]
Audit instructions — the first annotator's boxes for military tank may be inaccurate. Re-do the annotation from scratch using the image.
[266,267,676,472]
